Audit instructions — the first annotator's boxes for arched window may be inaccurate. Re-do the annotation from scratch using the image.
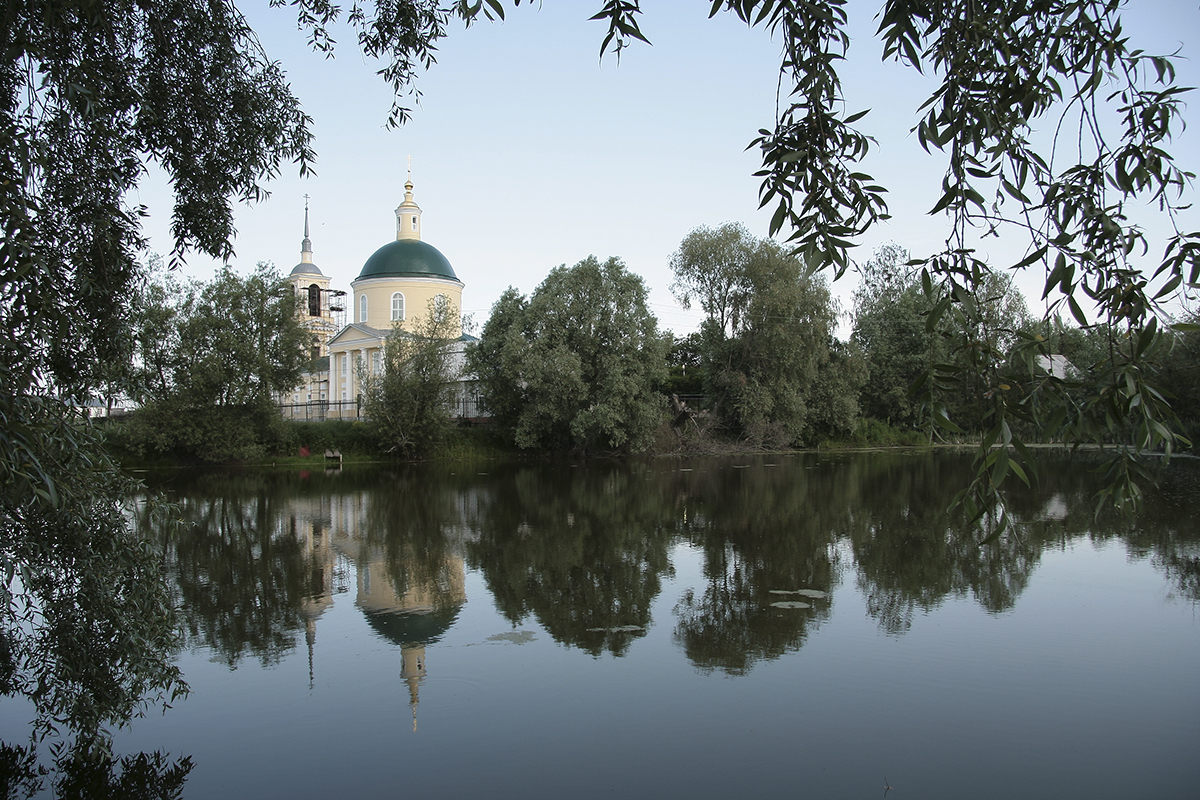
[359,294,367,323]
[307,284,321,317]
[391,292,405,321]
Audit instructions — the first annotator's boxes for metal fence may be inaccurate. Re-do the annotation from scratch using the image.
[278,400,358,422]
[279,389,486,423]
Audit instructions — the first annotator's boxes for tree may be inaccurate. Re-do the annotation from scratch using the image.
[853,243,1034,435]
[852,243,934,427]
[663,332,705,397]
[671,224,855,446]
[462,287,529,436]
[469,256,668,453]
[2,0,318,755]
[125,263,312,462]
[669,223,759,340]
[361,296,462,459]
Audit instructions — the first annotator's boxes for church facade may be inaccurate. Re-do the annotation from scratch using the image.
[280,177,479,421]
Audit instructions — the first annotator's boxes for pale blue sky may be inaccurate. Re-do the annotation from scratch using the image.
[136,0,1199,336]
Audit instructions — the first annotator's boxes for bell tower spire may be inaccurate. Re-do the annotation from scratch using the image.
[395,157,422,241]
[300,194,315,265]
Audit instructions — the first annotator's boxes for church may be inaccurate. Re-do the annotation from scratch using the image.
[280,174,480,421]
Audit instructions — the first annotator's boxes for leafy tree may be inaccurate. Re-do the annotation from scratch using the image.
[125,262,312,462]
[361,296,463,459]
[806,337,868,440]
[663,332,705,397]
[852,243,934,427]
[853,243,1037,436]
[465,288,531,436]
[671,224,854,445]
[469,256,668,453]
[1157,312,1200,428]
[669,222,759,339]
[2,0,318,765]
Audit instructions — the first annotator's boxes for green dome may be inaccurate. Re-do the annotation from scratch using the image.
[358,239,458,281]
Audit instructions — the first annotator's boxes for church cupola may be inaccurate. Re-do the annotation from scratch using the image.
[395,170,422,241]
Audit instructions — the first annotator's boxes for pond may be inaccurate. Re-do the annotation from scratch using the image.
[2,450,1198,798]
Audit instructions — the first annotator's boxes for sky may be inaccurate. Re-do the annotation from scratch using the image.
[135,0,1199,337]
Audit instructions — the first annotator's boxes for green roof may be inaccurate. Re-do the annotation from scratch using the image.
[358,239,458,281]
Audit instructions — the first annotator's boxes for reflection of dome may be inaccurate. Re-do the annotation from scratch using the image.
[362,606,461,646]
[358,239,457,281]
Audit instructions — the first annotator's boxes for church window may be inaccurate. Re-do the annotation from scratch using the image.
[341,354,348,376]
[372,351,382,374]
[307,284,321,317]
[359,295,368,322]
[411,217,418,231]
[391,292,405,321]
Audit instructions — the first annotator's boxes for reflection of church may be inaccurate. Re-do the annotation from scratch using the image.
[290,490,467,730]
[280,171,481,420]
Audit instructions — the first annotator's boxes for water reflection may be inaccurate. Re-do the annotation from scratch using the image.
[667,456,841,674]
[0,742,192,799]
[133,466,474,732]
[135,451,1198,682]
[464,462,675,656]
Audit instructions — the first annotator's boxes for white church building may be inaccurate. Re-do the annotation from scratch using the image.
[280,175,480,421]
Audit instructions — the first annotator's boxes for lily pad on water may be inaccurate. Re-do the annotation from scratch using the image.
[769,589,828,599]
[770,601,812,609]
[485,631,537,645]
[586,625,645,633]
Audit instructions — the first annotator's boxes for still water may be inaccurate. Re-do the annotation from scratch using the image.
[4,450,1199,798]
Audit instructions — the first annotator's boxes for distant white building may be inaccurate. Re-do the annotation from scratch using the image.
[1036,354,1077,380]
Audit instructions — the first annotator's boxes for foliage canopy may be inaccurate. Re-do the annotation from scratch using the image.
[122,263,312,462]
[469,256,668,453]
[671,223,862,445]
[2,0,312,756]
[361,296,464,459]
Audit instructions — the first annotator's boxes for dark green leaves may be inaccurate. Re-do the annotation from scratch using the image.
[590,0,652,59]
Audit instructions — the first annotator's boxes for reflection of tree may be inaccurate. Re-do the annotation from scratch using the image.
[172,492,311,667]
[849,450,1200,633]
[669,456,844,674]
[1092,456,1200,604]
[135,470,330,669]
[466,461,674,656]
[356,466,469,622]
[848,452,1043,633]
[0,741,192,800]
